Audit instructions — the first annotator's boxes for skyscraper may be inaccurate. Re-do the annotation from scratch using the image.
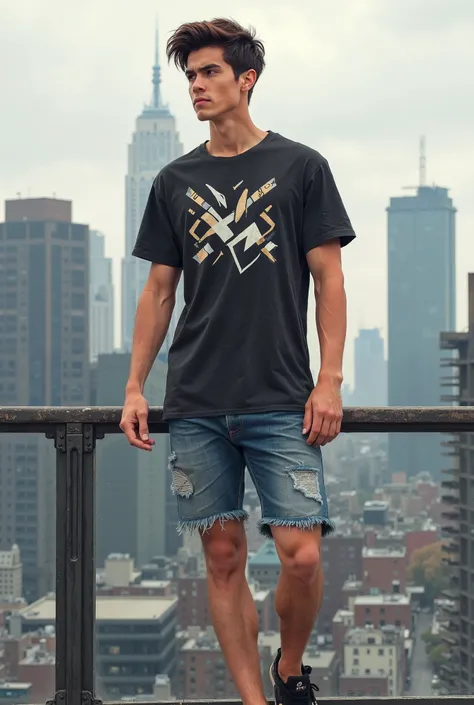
[353,328,387,407]
[387,160,456,478]
[0,197,90,599]
[440,272,474,693]
[122,29,184,352]
[90,230,114,362]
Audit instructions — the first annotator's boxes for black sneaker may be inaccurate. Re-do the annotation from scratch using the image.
[270,648,319,704]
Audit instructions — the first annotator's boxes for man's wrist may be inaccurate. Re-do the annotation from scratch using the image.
[317,370,343,385]
[125,381,144,395]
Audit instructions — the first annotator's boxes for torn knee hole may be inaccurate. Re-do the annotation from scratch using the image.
[288,468,323,503]
[169,453,194,498]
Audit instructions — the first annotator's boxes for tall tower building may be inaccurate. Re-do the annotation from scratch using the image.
[0,197,90,600]
[353,328,387,407]
[387,143,456,479]
[122,29,184,352]
[439,273,474,694]
[90,230,114,362]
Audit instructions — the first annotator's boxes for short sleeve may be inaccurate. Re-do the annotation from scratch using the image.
[132,173,182,268]
[302,159,356,253]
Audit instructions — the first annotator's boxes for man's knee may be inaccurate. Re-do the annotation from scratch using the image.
[201,519,246,582]
[273,527,321,583]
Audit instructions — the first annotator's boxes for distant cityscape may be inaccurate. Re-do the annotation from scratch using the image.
[0,28,469,702]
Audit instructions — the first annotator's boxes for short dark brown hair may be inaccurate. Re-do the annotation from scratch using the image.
[166,18,265,103]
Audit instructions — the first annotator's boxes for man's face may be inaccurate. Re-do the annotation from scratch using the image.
[185,46,249,121]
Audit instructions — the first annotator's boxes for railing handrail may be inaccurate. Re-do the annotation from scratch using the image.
[0,405,474,433]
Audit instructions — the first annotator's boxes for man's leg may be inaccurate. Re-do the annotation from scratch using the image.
[168,417,267,705]
[201,520,268,705]
[272,525,323,681]
[239,412,332,683]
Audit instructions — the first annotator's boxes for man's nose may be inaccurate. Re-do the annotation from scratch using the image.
[192,77,206,93]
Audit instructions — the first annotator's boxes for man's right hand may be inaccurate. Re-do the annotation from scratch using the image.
[120,391,155,451]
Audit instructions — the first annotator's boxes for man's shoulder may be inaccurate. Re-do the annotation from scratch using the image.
[271,132,327,174]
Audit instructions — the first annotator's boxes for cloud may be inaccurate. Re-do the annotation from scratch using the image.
[1,0,473,382]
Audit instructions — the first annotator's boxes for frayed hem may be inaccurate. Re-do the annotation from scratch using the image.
[258,516,336,539]
[177,509,249,536]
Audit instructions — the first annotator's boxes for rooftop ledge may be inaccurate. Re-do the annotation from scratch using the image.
[1,405,474,434]
[85,699,474,704]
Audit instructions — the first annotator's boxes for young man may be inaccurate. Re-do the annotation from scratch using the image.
[120,17,355,705]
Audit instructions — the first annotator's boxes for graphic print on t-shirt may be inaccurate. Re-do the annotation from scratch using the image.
[185,177,278,274]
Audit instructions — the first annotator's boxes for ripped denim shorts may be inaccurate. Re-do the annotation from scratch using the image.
[168,412,334,540]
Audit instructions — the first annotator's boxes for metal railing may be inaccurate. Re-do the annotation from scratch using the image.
[0,405,473,705]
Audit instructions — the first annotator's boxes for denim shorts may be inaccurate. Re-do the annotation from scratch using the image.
[168,412,334,540]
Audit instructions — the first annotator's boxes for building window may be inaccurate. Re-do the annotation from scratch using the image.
[378,648,384,655]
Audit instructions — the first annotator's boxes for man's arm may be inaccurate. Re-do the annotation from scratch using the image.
[120,263,181,450]
[303,239,346,446]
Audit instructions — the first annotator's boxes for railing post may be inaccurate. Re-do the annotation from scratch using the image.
[46,423,101,705]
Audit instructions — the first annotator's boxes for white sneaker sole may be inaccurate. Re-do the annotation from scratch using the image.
[269,663,281,705]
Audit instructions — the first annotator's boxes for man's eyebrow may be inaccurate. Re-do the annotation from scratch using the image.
[185,63,221,78]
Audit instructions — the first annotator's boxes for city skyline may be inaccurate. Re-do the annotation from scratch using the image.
[2,1,473,386]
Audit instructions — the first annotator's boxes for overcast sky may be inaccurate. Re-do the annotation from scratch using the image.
[1,0,473,386]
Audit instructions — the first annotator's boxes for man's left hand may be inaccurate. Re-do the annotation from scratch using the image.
[303,377,343,446]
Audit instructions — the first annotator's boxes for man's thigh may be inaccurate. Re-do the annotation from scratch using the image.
[239,411,335,540]
[168,416,248,534]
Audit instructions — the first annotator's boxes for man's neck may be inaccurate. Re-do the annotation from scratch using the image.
[206,117,268,157]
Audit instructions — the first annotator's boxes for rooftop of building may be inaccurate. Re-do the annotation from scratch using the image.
[180,626,220,652]
[135,580,172,589]
[251,588,272,602]
[0,682,32,690]
[362,547,406,558]
[255,631,285,658]
[364,500,389,509]
[354,593,410,606]
[19,643,55,665]
[19,595,177,622]
[333,609,355,623]
[303,648,337,670]
[343,580,363,591]
[0,545,21,568]
[345,625,403,645]
[248,541,280,566]
[340,673,388,680]
[323,521,365,538]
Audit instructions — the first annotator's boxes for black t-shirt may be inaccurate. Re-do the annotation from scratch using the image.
[132,131,355,420]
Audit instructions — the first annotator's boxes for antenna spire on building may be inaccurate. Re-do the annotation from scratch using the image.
[419,135,426,187]
[152,19,162,109]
